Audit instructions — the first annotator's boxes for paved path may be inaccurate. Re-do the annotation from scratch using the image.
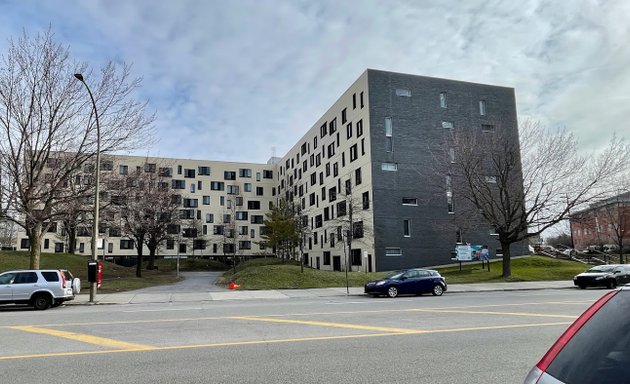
[70,273,577,305]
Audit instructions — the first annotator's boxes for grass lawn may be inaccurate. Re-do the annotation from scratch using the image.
[0,251,182,293]
[2,251,591,292]
[437,256,588,283]
[222,255,590,290]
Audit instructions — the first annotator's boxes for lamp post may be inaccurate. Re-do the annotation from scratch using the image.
[75,73,101,303]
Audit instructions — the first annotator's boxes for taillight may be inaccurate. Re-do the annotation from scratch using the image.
[536,290,617,372]
[60,270,67,288]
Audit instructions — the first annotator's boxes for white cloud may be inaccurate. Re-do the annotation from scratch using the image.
[0,0,628,162]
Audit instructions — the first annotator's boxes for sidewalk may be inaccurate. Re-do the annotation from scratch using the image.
[68,280,576,305]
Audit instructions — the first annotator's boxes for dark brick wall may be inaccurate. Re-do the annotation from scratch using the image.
[367,70,528,271]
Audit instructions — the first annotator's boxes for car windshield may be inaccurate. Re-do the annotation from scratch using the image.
[587,266,616,273]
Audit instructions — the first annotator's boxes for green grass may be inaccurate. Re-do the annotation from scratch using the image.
[222,255,590,289]
[437,256,588,283]
[0,251,181,293]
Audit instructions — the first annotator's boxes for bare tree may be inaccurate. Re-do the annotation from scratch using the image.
[104,163,177,277]
[434,120,630,277]
[597,191,630,263]
[0,28,155,268]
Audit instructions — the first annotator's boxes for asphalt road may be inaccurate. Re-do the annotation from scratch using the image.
[0,288,608,384]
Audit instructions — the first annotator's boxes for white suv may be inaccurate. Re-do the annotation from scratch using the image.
[0,269,81,310]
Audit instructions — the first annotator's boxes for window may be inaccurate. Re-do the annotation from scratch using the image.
[256,186,264,196]
[328,143,335,158]
[362,191,370,209]
[442,121,454,129]
[227,185,240,195]
[385,117,392,136]
[386,247,402,256]
[449,148,455,163]
[203,196,211,205]
[198,166,210,176]
[325,163,330,177]
[177,165,182,174]
[120,239,135,250]
[119,165,128,175]
[440,92,447,108]
[355,168,362,185]
[263,170,273,179]
[329,187,337,202]
[329,118,337,134]
[172,180,185,189]
[396,88,411,97]
[213,225,224,235]
[333,162,339,177]
[447,191,454,213]
[190,183,195,193]
[481,124,495,132]
[346,123,353,139]
[341,108,347,124]
[320,123,327,138]
[239,241,251,250]
[183,198,198,208]
[337,201,347,216]
[315,215,323,228]
[485,176,497,183]
[350,144,358,162]
[239,168,252,178]
[403,220,411,237]
[159,167,172,177]
[324,251,331,265]
[244,183,252,192]
[184,168,196,178]
[248,201,261,209]
[382,162,398,171]
[210,181,224,191]
[236,211,248,220]
[353,221,364,238]
[100,160,113,171]
[224,171,236,180]
[402,198,418,205]
[360,91,364,108]
[251,215,264,224]
[144,163,156,173]
[479,100,486,116]
[356,119,363,137]
[205,213,214,223]
[236,196,243,206]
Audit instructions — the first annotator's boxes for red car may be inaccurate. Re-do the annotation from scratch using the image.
[524,286,630,383]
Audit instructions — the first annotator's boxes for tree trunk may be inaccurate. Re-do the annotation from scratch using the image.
[501,241,512,278]
[147,240,157,269]
[28,223,43,269]
[135,238,144,278]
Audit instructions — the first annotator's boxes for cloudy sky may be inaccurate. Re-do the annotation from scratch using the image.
[0,0,627,163]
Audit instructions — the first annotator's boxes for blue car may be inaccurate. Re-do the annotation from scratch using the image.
[364,268,447,298]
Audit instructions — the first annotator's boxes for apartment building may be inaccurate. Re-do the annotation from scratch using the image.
[15,69,527,271]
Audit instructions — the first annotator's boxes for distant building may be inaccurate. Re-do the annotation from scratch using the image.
[570,192,630,251]
[15,69,527,271]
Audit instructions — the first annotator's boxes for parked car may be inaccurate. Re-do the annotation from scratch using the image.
[0,269,80,310]
[524,286,630,383]
[573,264,630,289]
[364,268,447,298]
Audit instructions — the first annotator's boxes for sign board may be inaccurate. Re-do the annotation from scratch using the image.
[455,244,473,261]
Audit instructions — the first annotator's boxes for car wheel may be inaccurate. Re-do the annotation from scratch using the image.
[607,280,617,289]
[387,286,399,298]
[578,284,587,289]
[432,284,444,296]
[32,293,51,310]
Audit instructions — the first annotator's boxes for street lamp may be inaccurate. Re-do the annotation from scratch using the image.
[75,73,101,303]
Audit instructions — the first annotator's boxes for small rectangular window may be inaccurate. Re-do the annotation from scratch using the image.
[485,176,497,183]
[481,124,495,132]
[385,117,392,136]
[440,92,447,108]
[442,121,454,129]
[403,220,411,237]
[385,247,402,256]
[479,100,486,116]
[381,163,398,171]
[395,89,411,97]
[360,91,364,108]
[402,198,418,206]
[341,108,347,124]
